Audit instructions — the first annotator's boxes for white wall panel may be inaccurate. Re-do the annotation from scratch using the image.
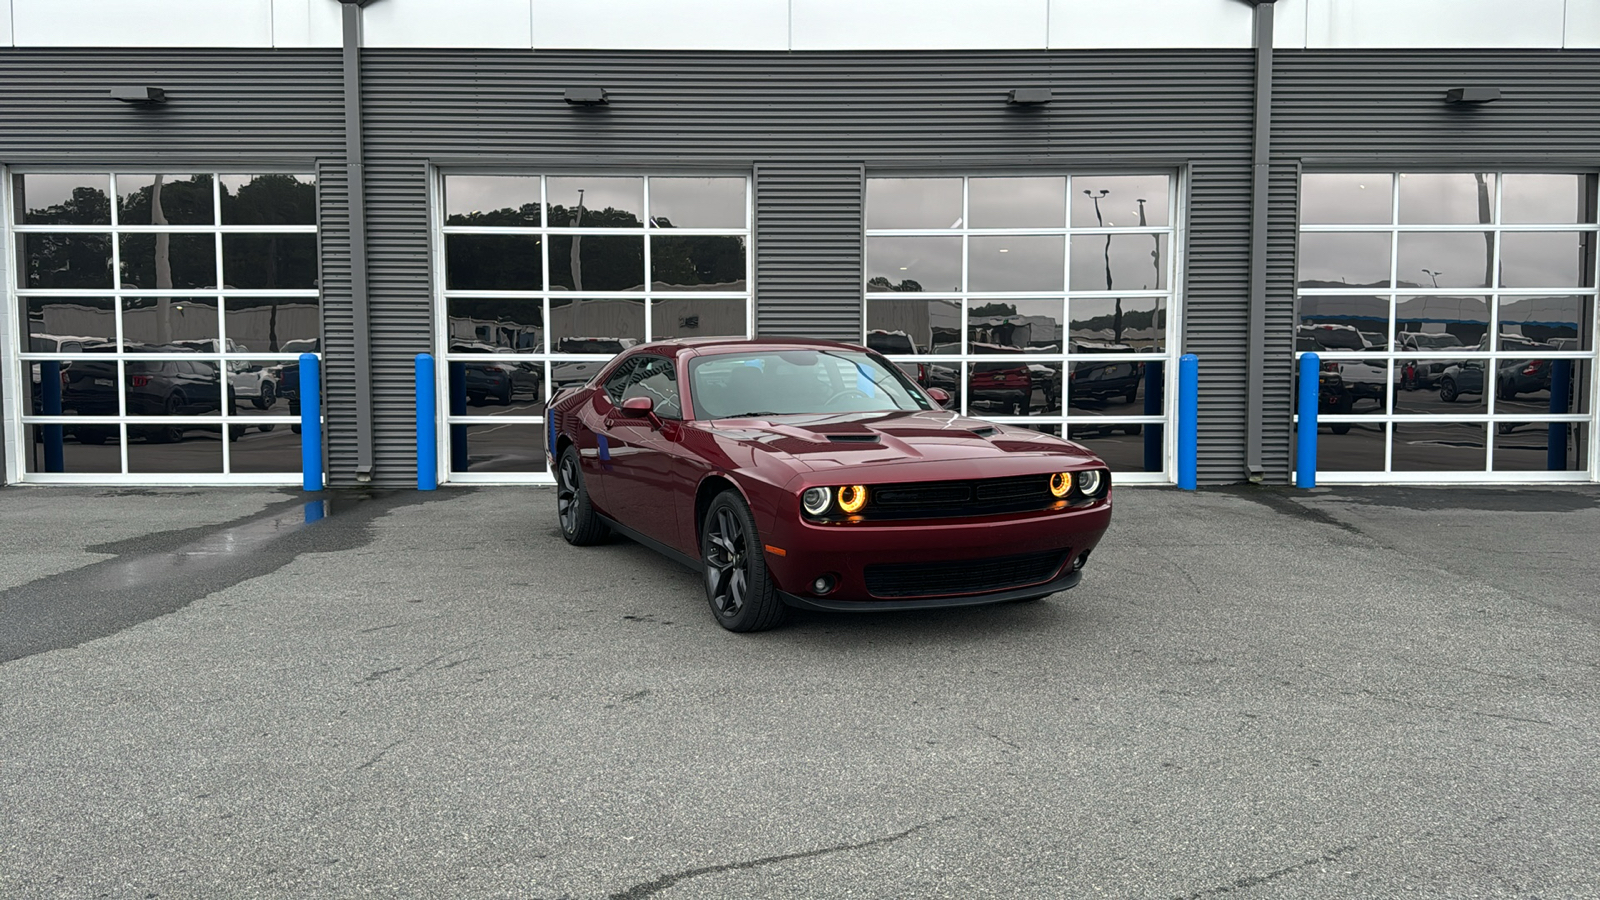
[271,0,341,48]
[0,0,12,46]
[531,0,786,50]
[1567,0,1600,49]
[12,0,273,47]
[1306,0,1566,49]
[1273,0,1308,49]
[1049,0,1252,49]
[791,0,1047,50]
[363,0,532,49]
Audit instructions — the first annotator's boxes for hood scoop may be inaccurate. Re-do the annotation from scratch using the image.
[824,433,882,444]
[968,426,998,438]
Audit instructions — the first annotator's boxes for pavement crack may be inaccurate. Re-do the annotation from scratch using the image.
[1172,844,1358,899]
[976,727,1021,751]
[608,817,954,900]
[354,739,404,772]
[360,667,401,683]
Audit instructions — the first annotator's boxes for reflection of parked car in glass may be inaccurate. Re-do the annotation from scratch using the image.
[1437,334,1550,403]
[276,339,320,434]
[1067,341,1141,407]
[551,337,639,389]
[965,343,1033,416]
[62,345,225,444]
[1396,331,1464,389]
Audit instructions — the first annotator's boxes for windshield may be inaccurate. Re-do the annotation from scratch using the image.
[689,349,932,419]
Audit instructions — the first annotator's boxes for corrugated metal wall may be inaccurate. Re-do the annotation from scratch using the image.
[359,50,1259,485]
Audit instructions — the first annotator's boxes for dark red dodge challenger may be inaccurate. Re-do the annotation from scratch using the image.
[546,338,1112,632]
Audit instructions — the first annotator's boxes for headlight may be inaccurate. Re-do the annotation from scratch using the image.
[1079,469,1105,497]
[1049,472,1072,499]
[837,485,868,514]
[801,486,832,516]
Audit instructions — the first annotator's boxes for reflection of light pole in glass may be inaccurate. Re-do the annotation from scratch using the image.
[153,175,173,344]
[570,188,585,292]
[1474,172,1493,286]
[1422,268,1442,288]
[1138,197,1158,334]
[1085,188,1121,341]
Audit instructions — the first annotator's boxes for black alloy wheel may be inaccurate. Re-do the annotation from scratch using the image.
[254,381,275,410]
[701,490,785,632]
[1439,377,1458,403]
[556,445,609,546]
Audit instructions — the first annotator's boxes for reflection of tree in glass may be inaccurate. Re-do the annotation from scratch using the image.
[221,176,319,291]
[445,204,540,227]
[651,234,744,288]
[221,175,315,225]
[119,175,212,224]
[970,302,1018,317]
[22,233,111,288]
[22,185,111,225]
[866,276,924,292]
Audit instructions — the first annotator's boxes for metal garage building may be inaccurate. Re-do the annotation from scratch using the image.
[3,0,1597,487]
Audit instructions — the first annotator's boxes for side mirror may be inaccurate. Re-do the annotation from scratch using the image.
[619,396,657,421]
[926,387,951,407]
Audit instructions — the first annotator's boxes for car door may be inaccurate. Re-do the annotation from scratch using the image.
[595,354,691,552]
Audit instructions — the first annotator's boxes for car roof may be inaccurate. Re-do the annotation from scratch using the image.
[644,336,871,357]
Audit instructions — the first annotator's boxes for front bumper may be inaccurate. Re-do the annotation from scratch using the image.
[761,500,1110,606]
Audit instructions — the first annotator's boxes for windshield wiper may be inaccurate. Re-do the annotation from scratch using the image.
[723,411,782,417]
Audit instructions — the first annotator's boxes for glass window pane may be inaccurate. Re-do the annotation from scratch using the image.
[968,299,1064,353]
[1391,422,1486,472]
[546,177,643,228]
[650,235,747,290]
[45,356,118,416]
[116,174,215,225]
[446,297,544,352]
[550,297,645,357]
[119,233,218,289]
[1296,232,1391,288]
[1498,232,1591,288]
[1297,300,1387,350]
[15,174,111,225]
[221,234,317,290]
[224,296,321,352]
[448,423,549,474]
[127,427,223,472]
[1064,425,1159,473]
[621,356,682,419]
[19,233,112,289]
[227,424,303,473]
[122,297,219,351]
[449,359,547,411]
[1315,423,1386,472]
[1396,232,1492,289]
[865,297,962,355]
[1071,176,1171,227]
[648,177,745,229]
[444,234,542,291]
[1321,358,1391,416]
[1070,296,1166,351]
[126,358,222,417]
[1395,295,1488,350]
[865,236,962,293]
[651,298,747,340]
[22,296,116,349]
[1300,174,1392,226]
[1501,174,1589,225]
[1494,424,1587,472]
[1067,355,1147,415]
[1495,359,1590,414]
[226,359,294,416]
[968,177,1065,229]
[1431,358,1491,409]
[965,361,1052,417]
[23,424,122,474]
[219,174,316,226]
[1498,295,1587,349]
[443,175,541,226]
[549,235,645,292]
[1070,233,1168,291]
[969,235,1063,292]
[865,178,962,230]
[1397,173,1493,225]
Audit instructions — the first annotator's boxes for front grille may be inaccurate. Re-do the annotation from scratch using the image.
[864,474,1054,520]
[863,549,1069,599]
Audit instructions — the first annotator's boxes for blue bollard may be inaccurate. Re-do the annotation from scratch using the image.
[1143,359,1164,473]
[448,361,469,473]
[40,360,65,473]
[416,354,437,490]
[1549,358,1572,472]
[1177,353,1198,490]
[1296,352,1320,488]
[300,353,323,492]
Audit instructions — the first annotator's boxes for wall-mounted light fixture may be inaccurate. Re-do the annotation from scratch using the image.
[565,87,609,106]
[1007,88,1052,105]
[110,86,166,104]
[1445,87,1501,104]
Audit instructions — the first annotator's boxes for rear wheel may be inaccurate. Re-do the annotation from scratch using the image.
[701,490,786,633]
[556,445,609,546]
[1439,378,1458,403]
[253,381,275,410]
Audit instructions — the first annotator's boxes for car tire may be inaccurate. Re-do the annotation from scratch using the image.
[259,423,275,433]
[291,423,302,435]
[556,445,609,546]
[228,424,244,442]
[1124,387,1139,404]
[497,387,512,405]
[1439,378,1458,403]
[700,490,786,633]
[254,382,275,410]
[468,392,486,406]
[1122,424,1142,436]
[1331,423,1351,435]
[152,395,186,443]
[76,430,109,446]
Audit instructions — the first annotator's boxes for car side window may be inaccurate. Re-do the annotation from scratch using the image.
[602,358,640,405]
[622,355,683,419]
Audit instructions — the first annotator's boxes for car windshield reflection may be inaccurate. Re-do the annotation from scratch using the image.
[690,349,932,419]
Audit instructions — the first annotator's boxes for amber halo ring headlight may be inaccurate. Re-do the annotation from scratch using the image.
[1049,472,1073,499]
[801,486,832,516]
[1079,468,1106,498]
[837,485,868,514]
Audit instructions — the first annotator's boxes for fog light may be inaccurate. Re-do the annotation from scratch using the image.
[1073,551,1090,571]
[812,574,838,595]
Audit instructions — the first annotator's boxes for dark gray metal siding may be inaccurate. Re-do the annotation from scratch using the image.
[0,49,346,484]
[360,50,1258,485]
[1271,50,1600,477]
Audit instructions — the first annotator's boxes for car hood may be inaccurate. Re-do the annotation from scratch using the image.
[701,410,1102,473]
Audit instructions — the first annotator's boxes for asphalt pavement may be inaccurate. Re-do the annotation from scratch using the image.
[2,482,1598,898]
